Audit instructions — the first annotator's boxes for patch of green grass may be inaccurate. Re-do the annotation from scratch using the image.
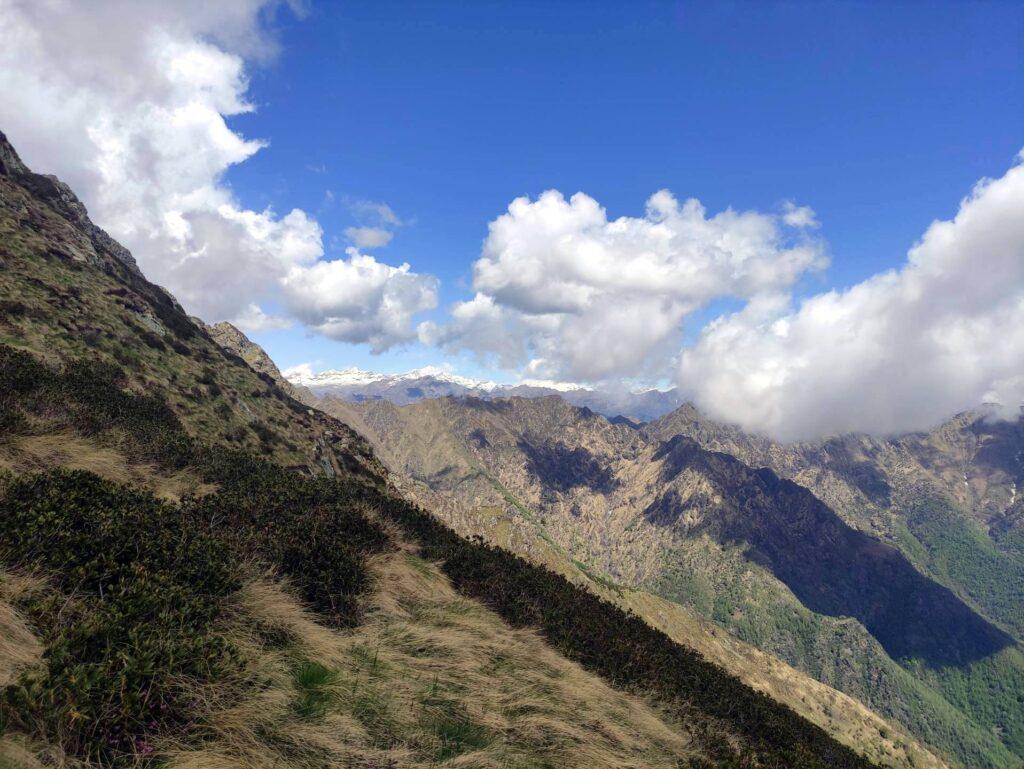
[291,661,337,719]
[484,474,536,521]
[421,698,492,761]
[350,688,393,743]
[350,643,387,675]
[403,553,436,577]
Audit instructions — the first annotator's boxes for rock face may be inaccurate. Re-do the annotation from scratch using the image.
[203,320,317,407]
[321,393,1024,769]
[0,131,141,276]
[647,403,1024,541]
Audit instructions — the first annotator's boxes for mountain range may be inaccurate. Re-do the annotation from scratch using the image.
[316,392,1024,769]
[288,365,683,422]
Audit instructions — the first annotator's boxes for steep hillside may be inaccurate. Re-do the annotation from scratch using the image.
[0,133,376,479]
[647,405,1024,631]
[0,130,885,768]
[324,394,1024,769]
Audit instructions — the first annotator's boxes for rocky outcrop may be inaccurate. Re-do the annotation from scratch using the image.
[202,320,317,407]
[0,130,141,276]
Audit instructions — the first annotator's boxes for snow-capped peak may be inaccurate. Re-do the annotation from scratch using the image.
[283,366,388,387]
[517,378,588,393]
[282,362,681,420]
[284,363,503,391]
[394,366,501,391]
[284,362,597,395]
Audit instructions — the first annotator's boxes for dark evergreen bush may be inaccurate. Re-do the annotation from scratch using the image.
[0,470,238,760]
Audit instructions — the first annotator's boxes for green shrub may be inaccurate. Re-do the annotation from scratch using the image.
[190,450,390,626]
[0,470,239,761]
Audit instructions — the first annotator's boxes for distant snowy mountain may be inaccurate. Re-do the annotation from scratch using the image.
[284,365,681,422]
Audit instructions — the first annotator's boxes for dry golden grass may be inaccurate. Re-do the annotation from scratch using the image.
[0,574,81,769]
[430,503,948,769]
[0,736,47,769]
[0,573,44,689]
[0,433,215,501]
[0,736,90,769]
[162,548,698,769]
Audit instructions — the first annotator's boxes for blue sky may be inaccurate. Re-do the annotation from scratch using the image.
[3,0,1022,437]
[221,1,1023,379]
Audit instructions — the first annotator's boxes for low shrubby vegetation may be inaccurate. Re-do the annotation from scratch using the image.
[0,470,240,760]
[0,342,878,767]
[0,345,389,763]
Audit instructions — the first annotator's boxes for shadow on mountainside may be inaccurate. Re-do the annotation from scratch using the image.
[969,415,1024,479]
[648,436,1015,667]
[518,439,619,494]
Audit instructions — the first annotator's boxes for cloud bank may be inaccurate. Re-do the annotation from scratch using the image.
[423,189,825,382]
[282,248,438,352]
[680,153,1024,441]
[0,0,434,350]
[427,160,1024,441]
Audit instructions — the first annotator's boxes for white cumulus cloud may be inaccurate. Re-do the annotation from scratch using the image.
[283,248,439,353]
[679,152,1024,441]
[782,201,819,229]
[0,0,435,350]
[428,189,826,382]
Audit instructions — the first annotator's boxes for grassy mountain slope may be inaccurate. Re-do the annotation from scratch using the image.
[645,404,1024,606]
[0,131,882,768]
[648,405,1024,761]
[325,394,1022,769]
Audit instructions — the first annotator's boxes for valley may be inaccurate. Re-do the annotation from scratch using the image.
[315,390,1024,769]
